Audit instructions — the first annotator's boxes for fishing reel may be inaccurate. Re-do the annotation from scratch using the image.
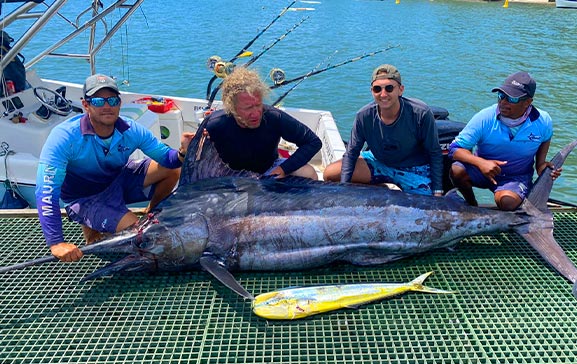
[213,61,235,78]
[269,68,286,85]
[206,55,222,72]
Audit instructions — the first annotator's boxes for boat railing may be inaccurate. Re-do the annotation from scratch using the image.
[1,0,144,75]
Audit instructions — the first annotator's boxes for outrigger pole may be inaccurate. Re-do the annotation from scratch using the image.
[205,0,297,101]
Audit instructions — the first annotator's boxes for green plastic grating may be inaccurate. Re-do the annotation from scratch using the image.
[1,212,577,364]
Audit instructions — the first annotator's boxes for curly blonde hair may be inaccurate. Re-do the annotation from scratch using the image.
[221,67,270,115]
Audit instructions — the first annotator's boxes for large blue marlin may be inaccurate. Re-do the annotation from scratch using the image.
[1,123,577,299]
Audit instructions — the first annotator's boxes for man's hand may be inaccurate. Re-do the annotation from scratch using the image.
[267,166,286,179]
[479,160,508,185]
[50,242,83,262]
[180,132,196,153]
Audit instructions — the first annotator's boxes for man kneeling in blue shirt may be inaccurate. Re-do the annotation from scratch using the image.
[35,74,193,262]
[449,71,561,211]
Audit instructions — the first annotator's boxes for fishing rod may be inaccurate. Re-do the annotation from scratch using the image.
[270,45,400,90]
[243,16,308,70]
[272,50,338,107]
[205,0,297,100]
[206,17,309,109]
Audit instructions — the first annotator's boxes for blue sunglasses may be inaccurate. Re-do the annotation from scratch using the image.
[497,91,528,104]
[86,96,121,107]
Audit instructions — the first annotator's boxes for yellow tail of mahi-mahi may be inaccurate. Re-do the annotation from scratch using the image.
[252,271,454,320]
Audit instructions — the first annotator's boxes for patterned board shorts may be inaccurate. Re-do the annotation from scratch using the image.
[65,159,153,233]
[361,151,433,196]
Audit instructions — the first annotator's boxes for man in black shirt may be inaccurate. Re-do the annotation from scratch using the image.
[204,67,321,179]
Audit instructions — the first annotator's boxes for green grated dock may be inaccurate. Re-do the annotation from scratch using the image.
[1,212,577,364]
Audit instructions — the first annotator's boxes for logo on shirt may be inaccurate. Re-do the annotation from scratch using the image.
[527,133,541,142]
[117,144,130,152]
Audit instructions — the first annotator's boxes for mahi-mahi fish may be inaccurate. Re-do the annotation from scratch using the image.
[252,271,454,320]
[1,118,577,299]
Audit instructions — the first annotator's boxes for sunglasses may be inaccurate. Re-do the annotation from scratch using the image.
[85,96,121,107]
[497,91,527,104]
[372,84,395,94]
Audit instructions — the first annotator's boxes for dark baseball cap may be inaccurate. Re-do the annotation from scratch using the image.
[83,74,120,97]
[371,64,402,85]
[491,71,536,98]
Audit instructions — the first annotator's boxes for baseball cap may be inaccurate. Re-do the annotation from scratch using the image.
[0,31,13,47]
[83,74,120,97]
[371,64,402,84]
[491,71,536,98]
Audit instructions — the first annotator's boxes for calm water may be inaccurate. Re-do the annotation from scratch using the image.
[6,0,577,202]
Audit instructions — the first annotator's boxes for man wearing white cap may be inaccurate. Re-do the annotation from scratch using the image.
[449,71,561,210]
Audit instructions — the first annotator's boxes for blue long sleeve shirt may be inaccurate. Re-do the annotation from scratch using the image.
[36,114,181,246]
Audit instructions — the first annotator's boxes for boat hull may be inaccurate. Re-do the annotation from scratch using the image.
[556,0,577,7]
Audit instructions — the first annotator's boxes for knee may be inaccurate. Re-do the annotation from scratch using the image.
[168,167,181,181]
[322,162,342,182]
[294,164,318,180]
[449,164,469,186]
[495,192,522,211]
[160,166,180,185]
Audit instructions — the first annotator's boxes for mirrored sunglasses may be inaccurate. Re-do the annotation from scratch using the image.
[86,96,121,107]
[497,91,527,104]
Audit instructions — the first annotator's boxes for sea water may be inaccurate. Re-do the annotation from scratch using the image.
[5,0,577,203]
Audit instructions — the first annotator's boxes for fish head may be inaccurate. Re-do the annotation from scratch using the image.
[252,291,311,320]
[81,212,210,280]
[125,211,211,271]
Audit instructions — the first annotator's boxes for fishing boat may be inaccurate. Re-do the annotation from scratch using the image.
[0,0,465,209]
[0,0,352,208]
[556,0,577,8]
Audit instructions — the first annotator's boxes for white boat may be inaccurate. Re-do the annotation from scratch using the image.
[556,0,577,8]
[0,0,346,208]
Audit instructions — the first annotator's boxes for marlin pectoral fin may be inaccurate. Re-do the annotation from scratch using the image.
[199,255,255,300]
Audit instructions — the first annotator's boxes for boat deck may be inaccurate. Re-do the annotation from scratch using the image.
[1,211,577,363]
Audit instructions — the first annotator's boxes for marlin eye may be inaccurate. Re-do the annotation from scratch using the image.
[136,238,153,249]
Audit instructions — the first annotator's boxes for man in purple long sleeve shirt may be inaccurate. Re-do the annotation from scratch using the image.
[36,74,193,262]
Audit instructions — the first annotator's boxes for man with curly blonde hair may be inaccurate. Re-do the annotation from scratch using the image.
[205,67,321,179]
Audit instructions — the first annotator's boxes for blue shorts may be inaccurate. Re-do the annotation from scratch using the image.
[361,151,433,196]
[451,161,532,200]
[65,159,153,233]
